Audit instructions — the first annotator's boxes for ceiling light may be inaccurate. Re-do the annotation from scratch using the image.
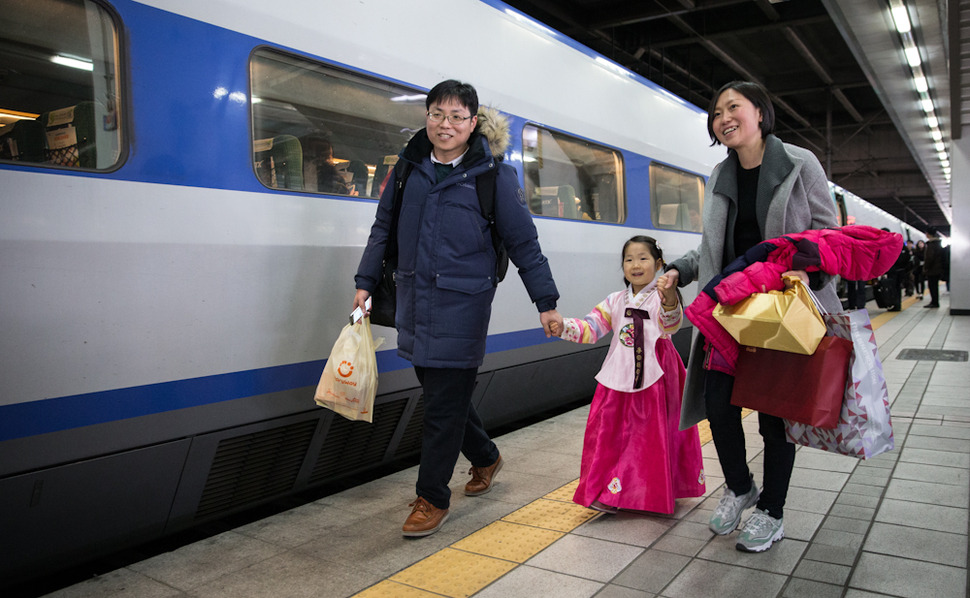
[51,54,93,71]
[0,108,40,120]
[914,75,928,93]
[921,98,934,113]
[891,4,912,33]
[905,46,921,67]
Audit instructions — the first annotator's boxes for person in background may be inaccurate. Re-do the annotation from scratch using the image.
[902,241,916,297]
[550,236,705,515]
[922,227,944,308]
[913,239,926,298]
[301,134,351,195]
[882,229,910,312]
[662,80,840,553]
[352,80,562,537]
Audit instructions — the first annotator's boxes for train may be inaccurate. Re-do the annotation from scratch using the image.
[832,183,926,242]
[0,0,916,583]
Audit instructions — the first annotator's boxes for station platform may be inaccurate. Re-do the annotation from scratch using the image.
[31,290,969,598]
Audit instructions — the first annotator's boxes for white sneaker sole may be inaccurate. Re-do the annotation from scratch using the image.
[736,527,784,553]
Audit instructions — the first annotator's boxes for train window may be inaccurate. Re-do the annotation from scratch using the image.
[250,49,427,197]
[649,162,704,232]
[522,124,625,223]
[0,0,122,169]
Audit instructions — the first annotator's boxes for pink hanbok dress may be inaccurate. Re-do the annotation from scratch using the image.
[561,282,705,513]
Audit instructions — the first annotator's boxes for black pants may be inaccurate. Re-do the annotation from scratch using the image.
[927,275,941,306]
[885,271,902,310]
[414,366,499,510]
[704,370,795,520]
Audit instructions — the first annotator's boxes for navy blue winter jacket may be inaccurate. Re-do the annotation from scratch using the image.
[355,129,558,368]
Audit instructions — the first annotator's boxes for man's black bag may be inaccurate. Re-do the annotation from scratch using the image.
[369,161,506,328]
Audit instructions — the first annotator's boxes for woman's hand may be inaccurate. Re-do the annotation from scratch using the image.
[781,270,809,288]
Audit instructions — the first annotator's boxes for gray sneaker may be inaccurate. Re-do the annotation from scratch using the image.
[736,509,784,552]
[709,479,760,535]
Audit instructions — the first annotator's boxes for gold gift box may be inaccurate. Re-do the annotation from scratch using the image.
[712,279,825,355]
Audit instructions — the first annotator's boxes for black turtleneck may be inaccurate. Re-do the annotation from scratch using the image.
[734,164,762,261]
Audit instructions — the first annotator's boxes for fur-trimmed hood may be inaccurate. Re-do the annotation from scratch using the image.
[475,105,510,159]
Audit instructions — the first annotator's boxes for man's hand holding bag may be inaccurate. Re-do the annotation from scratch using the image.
[314,316,384,423]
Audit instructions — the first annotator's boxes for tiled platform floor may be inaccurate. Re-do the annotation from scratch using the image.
[29,291,970,598]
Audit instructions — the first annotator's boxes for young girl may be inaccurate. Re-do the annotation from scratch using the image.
[552,236,706,514]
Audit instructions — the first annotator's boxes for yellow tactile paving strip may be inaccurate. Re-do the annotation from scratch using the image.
[351,422,714,598]
[353,305,895,597]
[451,520,564,562]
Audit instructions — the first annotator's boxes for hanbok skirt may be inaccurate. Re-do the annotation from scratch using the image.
[573,337,706,513]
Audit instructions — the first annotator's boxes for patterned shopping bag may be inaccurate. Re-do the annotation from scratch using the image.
[784,309,894,459]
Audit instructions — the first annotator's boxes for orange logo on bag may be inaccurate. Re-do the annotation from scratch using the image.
[337,360,354,378]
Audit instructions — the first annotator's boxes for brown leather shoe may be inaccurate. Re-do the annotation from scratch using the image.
[464,455,503,496]
[402,497,449,537]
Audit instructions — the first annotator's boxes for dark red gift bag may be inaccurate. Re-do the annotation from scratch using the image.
[729,336,853,429]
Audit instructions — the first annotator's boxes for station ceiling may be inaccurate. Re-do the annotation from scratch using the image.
[502,0,962,237]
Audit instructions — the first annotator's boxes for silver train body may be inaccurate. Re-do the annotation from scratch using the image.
[0,0,911,581]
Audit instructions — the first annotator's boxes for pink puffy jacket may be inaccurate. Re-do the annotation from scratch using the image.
[684,225,903,373]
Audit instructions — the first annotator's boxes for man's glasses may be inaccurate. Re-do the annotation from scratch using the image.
[427,111,473,125]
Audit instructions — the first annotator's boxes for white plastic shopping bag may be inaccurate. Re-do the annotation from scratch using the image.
[784,308,894,459]
[314,317,384,423]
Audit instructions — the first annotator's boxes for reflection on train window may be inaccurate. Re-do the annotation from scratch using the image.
[250,49,427,197]
[522,124,625,223]
[649,162,704,232]
[0,0,122,169]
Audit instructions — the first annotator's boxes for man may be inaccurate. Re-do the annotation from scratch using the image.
[923,227,944,308]
[353,80,562,537]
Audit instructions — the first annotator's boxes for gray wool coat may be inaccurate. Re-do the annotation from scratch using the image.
[667,134,840,430]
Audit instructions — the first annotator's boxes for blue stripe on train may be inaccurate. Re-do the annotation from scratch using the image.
[0,329,553,442]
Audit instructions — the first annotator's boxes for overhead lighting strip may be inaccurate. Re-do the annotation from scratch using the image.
[888,0,950,181]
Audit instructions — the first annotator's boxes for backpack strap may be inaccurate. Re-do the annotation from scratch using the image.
[476,165,508,284]
[386,160,413,262]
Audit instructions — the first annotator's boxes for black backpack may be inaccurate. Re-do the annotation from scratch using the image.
[389,160,509,284]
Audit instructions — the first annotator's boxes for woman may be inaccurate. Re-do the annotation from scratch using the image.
[663,81,839,553]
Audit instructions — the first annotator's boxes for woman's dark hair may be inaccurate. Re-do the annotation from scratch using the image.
[621,235,663,286]
[706,80,775,146]
[426,79,478,117]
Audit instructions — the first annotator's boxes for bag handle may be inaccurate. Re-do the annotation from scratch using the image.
[785,274,828,315]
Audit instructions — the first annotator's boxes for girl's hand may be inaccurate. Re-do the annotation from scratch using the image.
[549,320,562,337]
[657,275,678,308]
[540,309,563,338]
[663,269,680,289]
